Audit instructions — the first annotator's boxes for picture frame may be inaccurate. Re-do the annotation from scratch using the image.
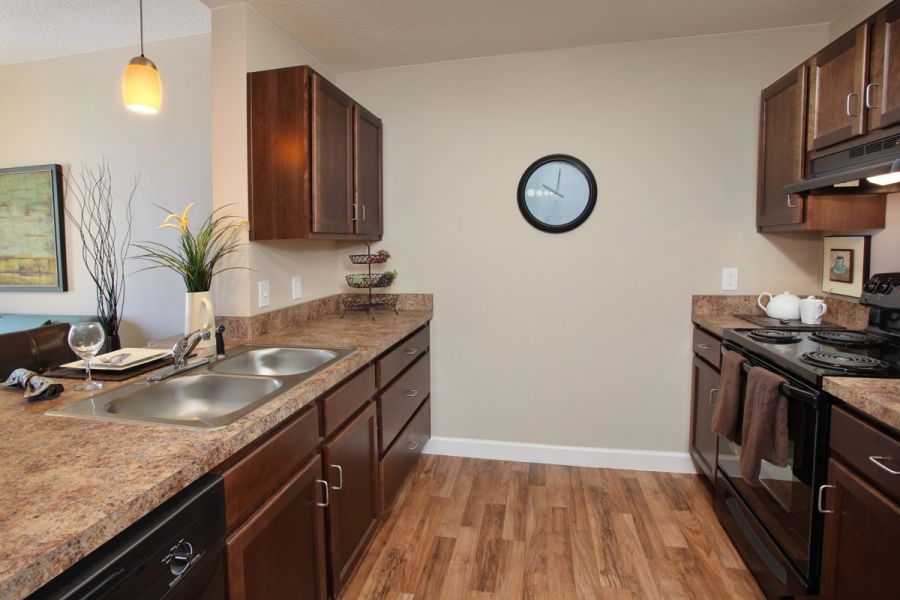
[822,236,869,298]
[0,164,68,292]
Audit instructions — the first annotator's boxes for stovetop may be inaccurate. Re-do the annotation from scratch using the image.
[733,314,845,330]
[724,328,900,386]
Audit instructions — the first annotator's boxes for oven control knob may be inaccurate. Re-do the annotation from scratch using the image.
[864,280,879,293]
[876,281,893,294]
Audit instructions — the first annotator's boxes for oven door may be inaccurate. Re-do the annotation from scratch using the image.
[715,343,828,595]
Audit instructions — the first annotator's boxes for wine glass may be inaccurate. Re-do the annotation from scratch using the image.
[67,322,106,391]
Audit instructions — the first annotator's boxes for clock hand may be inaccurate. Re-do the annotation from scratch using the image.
[542,184,564,198]
[556,168,561,192]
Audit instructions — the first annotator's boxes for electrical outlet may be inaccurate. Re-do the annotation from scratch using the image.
[722,267,738,291]
[258,280,270,308]
[291,276,303,300]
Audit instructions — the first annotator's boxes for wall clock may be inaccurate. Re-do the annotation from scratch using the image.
[517,154,597,233]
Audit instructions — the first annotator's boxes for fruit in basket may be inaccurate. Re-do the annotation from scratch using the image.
[378,270,398,286]
[376,249,391,259]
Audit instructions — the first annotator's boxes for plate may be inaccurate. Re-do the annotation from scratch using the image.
[61,348,173,372]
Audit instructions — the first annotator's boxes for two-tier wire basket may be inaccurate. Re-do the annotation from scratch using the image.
[341,243,399,319]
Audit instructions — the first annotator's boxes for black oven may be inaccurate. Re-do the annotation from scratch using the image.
[715,342,829,598]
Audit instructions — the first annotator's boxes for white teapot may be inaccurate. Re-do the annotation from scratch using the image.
[757,291,802,320]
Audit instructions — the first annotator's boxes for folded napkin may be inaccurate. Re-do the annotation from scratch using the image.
[3,368,64,401]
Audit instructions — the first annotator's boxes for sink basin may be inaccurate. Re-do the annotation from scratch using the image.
[210,346,352,377]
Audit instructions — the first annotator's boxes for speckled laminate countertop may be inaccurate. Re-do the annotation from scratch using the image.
[691,314,757,337]
[0,310,432,600]
[823,377,900,434]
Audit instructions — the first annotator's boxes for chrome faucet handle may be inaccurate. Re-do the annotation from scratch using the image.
[172,330,211,367]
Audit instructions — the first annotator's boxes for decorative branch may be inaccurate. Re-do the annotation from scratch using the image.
[64,160,136,341]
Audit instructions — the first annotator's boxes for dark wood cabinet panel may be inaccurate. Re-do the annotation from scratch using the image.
[321,365,376,438]
[692,327,722,370]
[810,25,869,150]
[757,65,807,228]
[354,104,383,237]
[311,73,355,235]
[690,354,719,483]
[225,454,328,600]
[378,353,430,454]
[382,398,431,511]
[376,325,430,388]
[868,2,900,130]
[323,402,379,597]
[819,458,900,600]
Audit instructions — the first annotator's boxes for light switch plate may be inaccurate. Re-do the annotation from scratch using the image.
[258,280,271,307]
[722,267,738,291]
[291,276,302,300]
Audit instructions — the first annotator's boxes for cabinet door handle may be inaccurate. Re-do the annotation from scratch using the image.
[408,439,420,451]
[696,343,711,350]
[869,456,900,475]
[709,388,719,408]
[846,91,860,117]
[865,83,880,109]
[361,204,367,221]
[330,464,344,490]
[405,348,419,356]
[351,203,359,222]
[817,484,836,514]
[315,479,330,507]
[786,194,799,208]
[405,389,419,398]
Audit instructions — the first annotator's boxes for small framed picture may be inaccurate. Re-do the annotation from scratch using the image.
[822,236,869,298]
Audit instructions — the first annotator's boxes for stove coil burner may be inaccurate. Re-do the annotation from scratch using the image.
[748,329,801,344]
[809,331,883,348]
[799,351,891,373]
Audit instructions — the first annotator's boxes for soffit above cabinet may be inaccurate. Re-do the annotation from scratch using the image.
[202,0,854,73]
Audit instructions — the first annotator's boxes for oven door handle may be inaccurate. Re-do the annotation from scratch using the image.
[740,362,817,404]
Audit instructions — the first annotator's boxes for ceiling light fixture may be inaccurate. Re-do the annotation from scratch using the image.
[866,159,900,186]
[122,0,161,114]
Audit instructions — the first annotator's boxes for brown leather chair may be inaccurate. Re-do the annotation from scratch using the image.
[0,323,78,380]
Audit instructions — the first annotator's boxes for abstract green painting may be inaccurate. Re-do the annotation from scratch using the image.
[0,164,67,292]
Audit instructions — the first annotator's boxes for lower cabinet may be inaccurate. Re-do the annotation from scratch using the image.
[323,402,379,597]
[382,398,431,510]
[690,355,720,482]
[225,454,328,600]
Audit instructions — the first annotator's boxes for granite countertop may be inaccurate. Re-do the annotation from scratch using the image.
[692,314,757,337]
[0,310,432,600]
[823,378,900,434]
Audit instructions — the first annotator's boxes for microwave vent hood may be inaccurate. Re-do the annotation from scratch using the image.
[784,133,900,194]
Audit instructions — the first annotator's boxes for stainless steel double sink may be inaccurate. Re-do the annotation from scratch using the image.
[47,345,355,429]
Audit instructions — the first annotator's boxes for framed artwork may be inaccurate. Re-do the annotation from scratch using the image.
[822,236,869,298]
[0,164,67,292]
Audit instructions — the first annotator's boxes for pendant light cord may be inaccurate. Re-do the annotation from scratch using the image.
[139,0,145,57]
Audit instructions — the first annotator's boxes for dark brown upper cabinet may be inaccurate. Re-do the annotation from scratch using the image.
[247,66,384,241]
[757,65,807,228]
[867,2,900,130]
[809,25,869,151]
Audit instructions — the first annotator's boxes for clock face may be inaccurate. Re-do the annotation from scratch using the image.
[517,155,597,233]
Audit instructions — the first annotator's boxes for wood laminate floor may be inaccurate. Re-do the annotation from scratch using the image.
[343,455,764,599]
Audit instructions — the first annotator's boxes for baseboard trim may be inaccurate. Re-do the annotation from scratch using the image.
[422,436,697,474]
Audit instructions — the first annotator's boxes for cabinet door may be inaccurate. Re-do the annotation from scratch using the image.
[311,73,354,235]
[810,24,869,150]
[225,455,328,600]
[354,104,383,238]
[757,65,807,228]
[819,458,900,600]
[867,3,900,130]
[690,355,719,483]
[324,402,379,597]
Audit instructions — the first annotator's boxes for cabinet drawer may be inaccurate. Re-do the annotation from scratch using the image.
[693,327,721,369]
[381,398,431,511]
[378,353,430,454]
[831,405,900,505]
[377,325,429,388]
[321,365,376,438]
[221,405,321,530]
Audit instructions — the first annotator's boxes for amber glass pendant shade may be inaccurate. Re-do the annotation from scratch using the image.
[123,56,161,114]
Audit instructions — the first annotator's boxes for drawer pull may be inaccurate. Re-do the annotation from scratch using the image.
[696,343,711,350]
[817,484,836,514]
[869,456,900,475]
[315,479,330,508]
[846,91,860,117]
[408,440,420,451]
[405,389,419,398]
[405,348,419,356]
[786,194,799,208]
[709,388,719,408]
[330,464,344,490]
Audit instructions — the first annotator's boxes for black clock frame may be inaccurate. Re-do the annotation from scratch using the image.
[517,154,597,234]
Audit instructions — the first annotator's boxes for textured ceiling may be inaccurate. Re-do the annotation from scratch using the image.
[203,0,857,73]
[0,0,210,65]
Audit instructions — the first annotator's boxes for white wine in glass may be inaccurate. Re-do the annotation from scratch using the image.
[67,322,106,391]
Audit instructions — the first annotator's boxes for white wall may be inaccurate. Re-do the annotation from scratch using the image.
[337,26,830,453]
[829,0,891,39]
[0,35,212,344]
[211,3,346,317]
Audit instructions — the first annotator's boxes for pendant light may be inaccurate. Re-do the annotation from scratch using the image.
[122,0,161,114]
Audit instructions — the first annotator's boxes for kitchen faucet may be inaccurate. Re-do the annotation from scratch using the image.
[173,329,211,368]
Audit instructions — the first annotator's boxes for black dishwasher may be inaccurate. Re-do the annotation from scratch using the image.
[29,474,226,600]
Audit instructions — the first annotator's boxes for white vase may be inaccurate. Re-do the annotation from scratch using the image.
[185,291,216,348]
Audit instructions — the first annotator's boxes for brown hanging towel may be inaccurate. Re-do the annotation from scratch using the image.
[711,350,748,443]
[740,366,790,481]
